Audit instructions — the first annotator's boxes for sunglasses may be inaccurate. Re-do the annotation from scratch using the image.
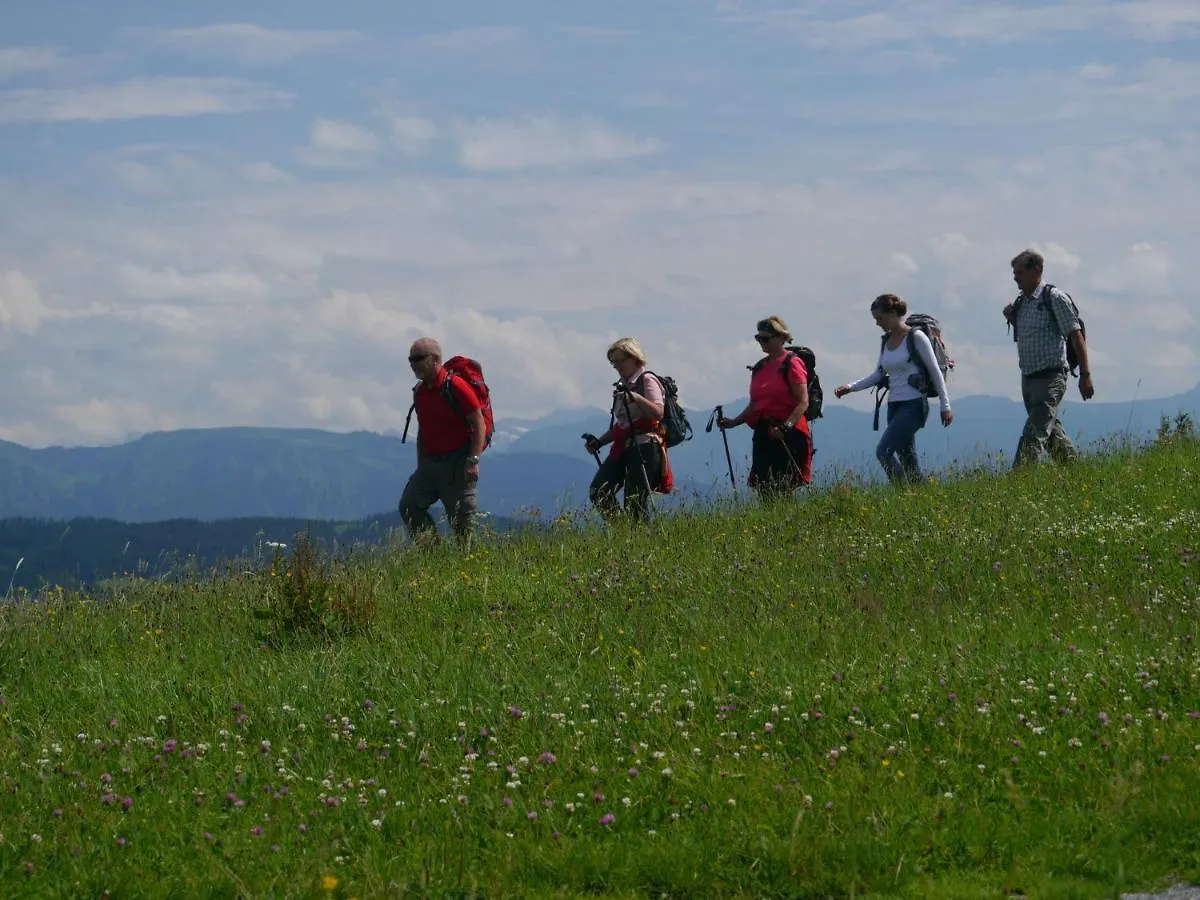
[408,353,431,364]
[755,334,776,343]
[609,356,631,366]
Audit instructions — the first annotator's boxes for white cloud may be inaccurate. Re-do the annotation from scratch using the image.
[722,0,1200,48]
[417,26,522,51]
[0,77,290,123]
[295,119,380,168]
[0,270,50,334]
[389,116,438,155]
[136,23,358,65]
[0,46,62,81]
[114,264,273,304]
[240,161,293,183]
[457,116,663,171]
[1079,63,1118,80]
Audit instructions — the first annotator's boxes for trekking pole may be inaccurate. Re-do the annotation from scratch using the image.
[706,405,737,492]
[618,385,655,509]
[580,432,602,469]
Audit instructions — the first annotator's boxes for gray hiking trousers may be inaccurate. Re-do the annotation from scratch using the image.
[399,451,477,540]
[1014,368,1079,467]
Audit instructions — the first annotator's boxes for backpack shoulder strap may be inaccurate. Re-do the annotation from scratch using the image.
[779,350,799,381]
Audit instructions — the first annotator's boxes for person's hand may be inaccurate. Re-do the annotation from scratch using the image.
[584,438,601,455]
[834,384,852,398]
[767,424,783,441]
[465,461,480,483]
[941,409,954,427]
[717,416,736,430]
[1079,373,1094,401]
[1003,302,1015,322]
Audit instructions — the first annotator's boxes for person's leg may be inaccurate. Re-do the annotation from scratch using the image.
[1015,373,1063,468]
[876,403,908,482]
[399,462,440,541]
[1044,373,1079,463]
[437,456,479,545]
[589,455,626,520]
[622,442,661,520]
[896,399,929,482]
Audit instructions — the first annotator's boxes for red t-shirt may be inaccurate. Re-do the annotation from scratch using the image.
[748,353,811,434]
[414,369,482,455]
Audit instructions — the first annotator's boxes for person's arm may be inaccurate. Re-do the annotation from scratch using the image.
[720,401,754,429]
[783,381,809,428]
[912,330,951,414]
[1069,330,1094,399]
[626,375,665,419]
[836,368,884,397]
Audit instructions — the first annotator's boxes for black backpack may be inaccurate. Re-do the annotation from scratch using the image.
[637,372,694,448]
[1009,284,1087,377]
[749,346,824,421]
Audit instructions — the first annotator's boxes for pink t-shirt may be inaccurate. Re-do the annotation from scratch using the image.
[749,354,810,432]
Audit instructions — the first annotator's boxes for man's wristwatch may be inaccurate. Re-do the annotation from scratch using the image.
[466,455,481,465]
[1079,371,1091,378]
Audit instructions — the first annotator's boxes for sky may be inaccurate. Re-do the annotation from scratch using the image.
[1,0,1198,447]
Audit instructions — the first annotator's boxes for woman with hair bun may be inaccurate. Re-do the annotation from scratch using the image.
[834,294,952,484]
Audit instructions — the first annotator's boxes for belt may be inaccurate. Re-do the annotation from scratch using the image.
[1026,366,1067,379]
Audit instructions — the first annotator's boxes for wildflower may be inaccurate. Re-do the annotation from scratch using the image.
[121,796,133,810]
[502,797,513,807]
[260,740,271,754]
[552,831,561,841]
[321,875,338,891]
[593,792,605,803]
[627,767,639,778]
[508,706,523,719]
[1098,712,1109,725]
[251,826,263,836]
[599,813,615,826]
[163,739,177,754]
[527,811,538,821]
[764,722,774,734]
[100,773,113,784]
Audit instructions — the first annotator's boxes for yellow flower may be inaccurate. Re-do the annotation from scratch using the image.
[322,875,338,891]
[881,759,890,767]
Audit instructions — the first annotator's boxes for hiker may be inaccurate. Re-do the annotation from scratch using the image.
[398,338,487,543]
[833,294,952,484]
[582,338,675,520]
[718,316,813,497]
[1003,249,1094,467]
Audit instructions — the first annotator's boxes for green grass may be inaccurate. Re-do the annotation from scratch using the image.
[2,438,1199,898]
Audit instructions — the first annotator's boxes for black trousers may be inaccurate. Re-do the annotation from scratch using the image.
[589,442,663,520]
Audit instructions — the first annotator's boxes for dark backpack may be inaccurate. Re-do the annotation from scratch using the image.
[870,315,953,430]
[401,356,495,449]
[749,346,824,421]
[1010,284,1086,377]
[636,371,693,448]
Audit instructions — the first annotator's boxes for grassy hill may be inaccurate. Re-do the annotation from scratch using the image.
[1,436,1198,897]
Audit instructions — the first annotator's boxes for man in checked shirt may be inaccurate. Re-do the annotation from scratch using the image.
[1003,249,1095,468]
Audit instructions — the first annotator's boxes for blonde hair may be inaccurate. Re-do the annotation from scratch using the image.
[607,337,647,365]
[755,316,792,341]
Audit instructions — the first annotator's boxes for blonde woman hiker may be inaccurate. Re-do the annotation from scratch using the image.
[582,337,675,520]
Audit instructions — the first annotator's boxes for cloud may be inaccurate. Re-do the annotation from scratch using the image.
[457,116,663,171]
[0,46,62,81]
[0,76,290,123]
[240,161,293,183]
[114,264,273,304]
[389,116,438,155]
[721,0,1200,48]
[135,22,358,65]
[416,26,522,52]
[295,119,380,168]
[0,270,51,334]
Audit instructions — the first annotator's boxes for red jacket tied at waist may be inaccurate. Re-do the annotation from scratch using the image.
[608,419,675,494]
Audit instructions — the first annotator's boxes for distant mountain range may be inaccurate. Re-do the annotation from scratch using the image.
[1,382,1196,590]
[2,382,1197,524]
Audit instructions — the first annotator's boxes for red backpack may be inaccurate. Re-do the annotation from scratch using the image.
[402,356,495,449]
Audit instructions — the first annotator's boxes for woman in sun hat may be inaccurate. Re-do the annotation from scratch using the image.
[718,316,812,498]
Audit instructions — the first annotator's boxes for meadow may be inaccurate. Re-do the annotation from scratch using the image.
[1,432,1198,899]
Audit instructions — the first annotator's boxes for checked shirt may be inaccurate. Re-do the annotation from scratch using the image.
[1014,283,1082,376]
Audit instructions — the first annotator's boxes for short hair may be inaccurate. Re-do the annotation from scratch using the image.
[1011,250,1044,271]
[409,337,442,360]
[870,294,908,317]
[755,316,792,341]
[607,337,647,365]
